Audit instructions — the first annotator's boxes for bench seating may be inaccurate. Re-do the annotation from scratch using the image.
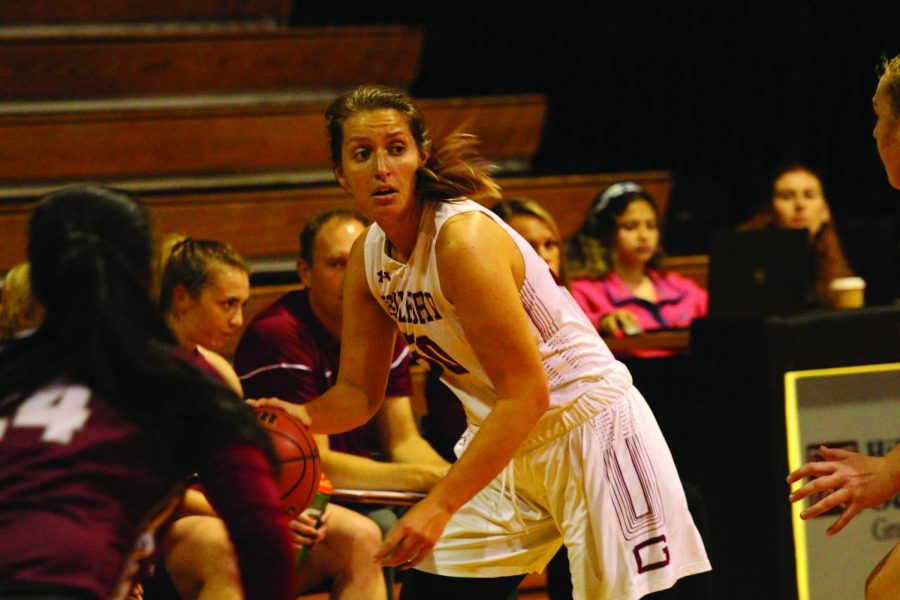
[1,171,662,272]
[0,94,546,185]
[0,25,423,101]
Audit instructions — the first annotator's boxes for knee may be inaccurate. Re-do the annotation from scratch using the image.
[165,516,240,598]
[349,510,384,556]
[327,506,384,570]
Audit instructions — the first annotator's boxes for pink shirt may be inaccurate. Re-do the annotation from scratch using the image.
[570,270,708,357]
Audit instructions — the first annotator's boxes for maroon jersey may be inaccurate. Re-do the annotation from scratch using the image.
[234,289,412,457]
[0,382,182,600]
[0,376,297,600]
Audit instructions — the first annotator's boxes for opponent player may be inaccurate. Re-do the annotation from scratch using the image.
[252,85,710,599]
[0,185,296,600]
[786,53,900,600]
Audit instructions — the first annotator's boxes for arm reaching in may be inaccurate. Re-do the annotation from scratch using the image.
[787,444,900,535]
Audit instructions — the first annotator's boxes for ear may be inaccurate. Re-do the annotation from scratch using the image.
[333,165,349,192]
[297,258,312,288]
[170,284,193,315]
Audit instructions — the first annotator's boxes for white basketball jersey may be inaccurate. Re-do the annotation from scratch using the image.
[364,199,618,425]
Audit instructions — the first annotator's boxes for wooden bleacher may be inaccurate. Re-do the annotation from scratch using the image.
[1,171,669,273]
[0,25,423,101]
[0,94,545,187]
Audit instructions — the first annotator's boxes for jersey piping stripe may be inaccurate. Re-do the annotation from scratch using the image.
[238,363,313,380]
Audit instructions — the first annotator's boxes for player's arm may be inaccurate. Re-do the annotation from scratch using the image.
[377,212,549,567]
[301,235,396,434]
[314,431,446,492]
[375,395,449,468]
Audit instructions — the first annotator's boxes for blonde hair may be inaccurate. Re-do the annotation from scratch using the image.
[0,262,43,340]
[491,197,568,284]
[157,234,248,316]
[879,55,900,121]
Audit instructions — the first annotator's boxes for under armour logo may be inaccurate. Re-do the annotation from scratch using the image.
[377,270,391,283]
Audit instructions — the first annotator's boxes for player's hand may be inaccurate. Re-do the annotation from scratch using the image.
[246,397,311,428]
[786,446,889,535]
[599,310,642,338]
[288,510,327,550]
[375,496,452,569]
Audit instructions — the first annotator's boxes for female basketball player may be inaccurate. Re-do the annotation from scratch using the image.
[251,85,710,600]
[159,236,387,600]
[0,185,296,600]
[787,54,900,600]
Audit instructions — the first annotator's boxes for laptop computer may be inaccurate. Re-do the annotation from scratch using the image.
[707,228,812,318]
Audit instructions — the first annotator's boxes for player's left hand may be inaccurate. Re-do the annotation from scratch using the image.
[786,445,888,535]
[375,497,452,569]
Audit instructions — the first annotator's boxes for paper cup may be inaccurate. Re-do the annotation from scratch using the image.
[828,276,866,309]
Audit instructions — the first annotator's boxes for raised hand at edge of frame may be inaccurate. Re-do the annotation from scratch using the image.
[786,445,898,536]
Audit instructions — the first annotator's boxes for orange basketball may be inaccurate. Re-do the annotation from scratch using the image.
[254,405,321,518]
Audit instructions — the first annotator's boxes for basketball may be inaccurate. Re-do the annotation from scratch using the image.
[253,405,321,518]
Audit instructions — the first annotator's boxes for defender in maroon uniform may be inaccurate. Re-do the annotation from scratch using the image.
[0,185,296,600]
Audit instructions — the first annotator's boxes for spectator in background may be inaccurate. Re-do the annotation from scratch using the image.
[0,262,43,342]
[156,235,386,600]
[235,208,450,599]
[566,182,707,357]
[739,164,856,307]
[491,197,568,286]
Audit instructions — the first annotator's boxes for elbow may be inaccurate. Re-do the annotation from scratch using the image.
[527,389,550,421]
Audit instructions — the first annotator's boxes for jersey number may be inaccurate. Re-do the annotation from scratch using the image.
[0,385,91,444]
[402,333,468,376]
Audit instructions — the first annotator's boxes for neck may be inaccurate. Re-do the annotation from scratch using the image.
[615,262,646,287]
[166,314,197,353]
[379,203,424,262]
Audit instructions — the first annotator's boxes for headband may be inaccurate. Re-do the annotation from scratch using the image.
[590,181,645,217]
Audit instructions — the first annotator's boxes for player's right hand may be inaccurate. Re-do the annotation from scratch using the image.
[289,511,327,549]
[246,397,311,428]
